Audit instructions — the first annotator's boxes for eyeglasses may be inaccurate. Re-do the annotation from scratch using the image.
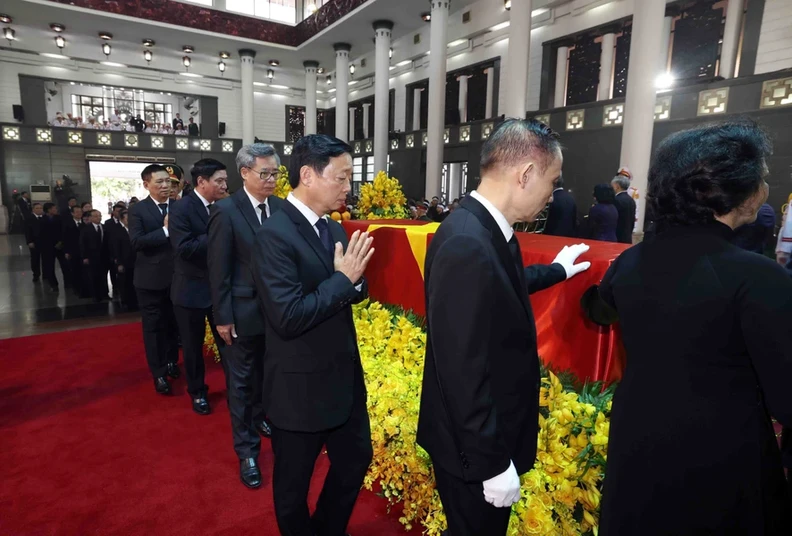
[244,167,279,182]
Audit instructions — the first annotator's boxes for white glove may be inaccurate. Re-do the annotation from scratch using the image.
[552,243,591,279]
[482,460,521,508]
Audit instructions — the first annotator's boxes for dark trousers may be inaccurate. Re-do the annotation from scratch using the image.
[271,368,372,536]
[216,334,266,460]
[41,247,58,287]
[29,245,41,278]
[136,287,178,379]
[117,268,137,308]
[173,305,215,398]
[433,465,511,536]
[68,255,83,295]
[83,259,109,301]
[55,249,69,287]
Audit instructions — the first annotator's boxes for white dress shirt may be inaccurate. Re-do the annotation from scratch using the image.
[93,222,103,242]
[194,189,212,215]
[244,186,270,224]
[149,197,171,237]
[470,190,513,242]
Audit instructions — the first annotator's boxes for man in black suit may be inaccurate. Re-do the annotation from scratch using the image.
[611,175,636,244]
[80,209,109,301]
[172,113,184,131]
[544,174,578,237]
[252,134,374,536]
[111,209,137,309]
[63,205,85,297]
[129,164,180,396]
[40,203,68,292]
[104,203,124,298]
[208,143,286,488]
[188,117,199,137]
[418,119,591,536]
[25,202,44,283]
[169,158,228,415]
[17,191,32,220]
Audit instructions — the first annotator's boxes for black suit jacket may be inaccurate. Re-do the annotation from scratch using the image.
[40,215,64,251]
[111,225,135,269]
[17,197,31,218]
[80,224,105,264]
[252,199,368,433]
[208,189,285,336]
[25,215,43,245]
[417,196,566,482]
[63,219,83,256]
[129,196,173,291]
[169,192,214,309]
[544,188,578,238]
[613,191,636,244]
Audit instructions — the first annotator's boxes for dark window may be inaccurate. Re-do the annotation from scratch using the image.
[566,35,601,105]
[613,24,632,99]
[71,95,104,122]
[466,68,489,122]
[287,105,305,142]
[143,102,173,125]
[670,0,727,81]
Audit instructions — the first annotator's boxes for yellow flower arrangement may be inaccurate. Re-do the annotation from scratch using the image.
[203,300,613,534]
[203,321,221,364]
[274,164,292,200]
[356,171,409,220]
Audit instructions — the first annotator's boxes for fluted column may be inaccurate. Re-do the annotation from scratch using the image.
[554,46,569,108]
[304,61,319,135]
[348,107,356,140]
[619,0,666,235]
[334,43,351,141]
[413,88,422,130]
[485,67,495,118]
[373,20,393,174]
[425,0,450,199]
[458,75,469,123]
[598,33,616,101]
[720,0,744,79]
[362,103,371,139]
[239,49,256,145]
[503,0,532,117]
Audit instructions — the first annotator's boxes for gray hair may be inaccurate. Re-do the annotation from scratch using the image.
[480,118,561,174]
[236,143,280,172]
[611,175,631,191]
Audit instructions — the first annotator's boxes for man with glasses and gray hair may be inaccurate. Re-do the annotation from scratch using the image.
[207,143,286,489]
[611,174,636,244]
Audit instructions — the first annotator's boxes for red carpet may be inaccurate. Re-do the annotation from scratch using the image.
[0,323,412,536]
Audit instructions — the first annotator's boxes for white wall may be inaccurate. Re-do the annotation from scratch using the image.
[755,0,792,74]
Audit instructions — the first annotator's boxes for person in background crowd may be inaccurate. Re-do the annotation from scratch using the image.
[52,113,68,127]
[170,158,228,416]
[81,210,92,226]
[166,165,185,200]
[188,117,199,137]
[104,204,124,299]
[17,191,32,220]
[733,202,776,254]
[64,205,85,298]
[544,174,578,238]
[585,121,792,535]
[112,210,137,310]
[416,202,432,222]
[175,126,188,136]
[40,203,68,292]
[25,203,44,283]
[85,117,99,129]
[419,119,591,536]
[109,108,121,125]
[173,113,184,131]
[80,209,109,302]
[129,164,180,396]
[586,184,618,242]
[81,202,93,213]
[67,197,78,210]
[133,115,145,133]
[611,174,637,244]
[776,202,792,265]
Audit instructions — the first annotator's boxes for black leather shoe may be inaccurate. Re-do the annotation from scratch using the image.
[154,377,171,395]
[166,362,181,379]
[240,458,261,489]
[255,420,272,438]
[192,397,211,415]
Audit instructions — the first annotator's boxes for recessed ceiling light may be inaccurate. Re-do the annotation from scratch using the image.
[448,39,467,48]
[254,82,267,87]
[219,51,230,59]
[183,45,194,54]
[180,72,203,78]
[142,39,155,47]
[100,61,126,68]
[490,21,510,32]
[269,59,280,66]
[421,12,431,22]
[0,14,13,24]
[50,23,65,32]
[40,52,70,59]
[396,60,411,67]
[98,32,113,40]
[269,84,289,90]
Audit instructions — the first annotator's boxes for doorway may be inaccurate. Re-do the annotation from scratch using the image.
[441,162,468,203]
[88,161,151,218]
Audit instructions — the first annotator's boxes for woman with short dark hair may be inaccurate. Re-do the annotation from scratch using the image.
[585,183,618,241]
[591,121,792,534]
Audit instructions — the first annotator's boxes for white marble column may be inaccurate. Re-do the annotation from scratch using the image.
[348,107,356,140]
[554,46,569,108]
[425,0,450,199]
[373,20,393,174]
[503,0,532,117]
[362,103,371,139]
[448,163,462,200]
[304,61,319,135]
[239,49,256,145]
[485,67,495,118]
[620,0,666,235]
[458,75,469,123]
[334,43,351,141]
[659,16,673,75]
[720,0,744,79]
[413,88,422,130]
[598,33,616,101]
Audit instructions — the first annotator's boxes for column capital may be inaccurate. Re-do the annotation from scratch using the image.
[429,0,451,12]
[239,48,256,59]
[334,42,352,53]
[373,20,394,32]
[304,60,320,71]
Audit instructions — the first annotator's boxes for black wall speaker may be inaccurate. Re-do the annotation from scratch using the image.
[218,122,226,136]
[12,105,25,122]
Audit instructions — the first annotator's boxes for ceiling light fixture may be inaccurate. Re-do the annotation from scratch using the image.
[54,35,66,51]
[219,51,230,59]
[218,60,226,74]
[102,42,111,57]
[421,12,431,22]
[50,23,65,32]
[504,0,511,10]
[389,48,393,59]
[143,49,153,64]
[142,39,155,47]
[306,3,317,15]
[4,27,16,43]
[0,15,12,24]
[183,45,194,54]
[267,69,274,80]
[98,32,112,40]
[317,67,325,74]
[269,59,279,66]
[349,63,356,75]
[182,55,191,68]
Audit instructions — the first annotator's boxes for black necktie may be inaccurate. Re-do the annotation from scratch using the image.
[508,235,526,290]
[258,203,268,224]
[97,225,103,243]
[158,203,168,217]
[315,218,334,260]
